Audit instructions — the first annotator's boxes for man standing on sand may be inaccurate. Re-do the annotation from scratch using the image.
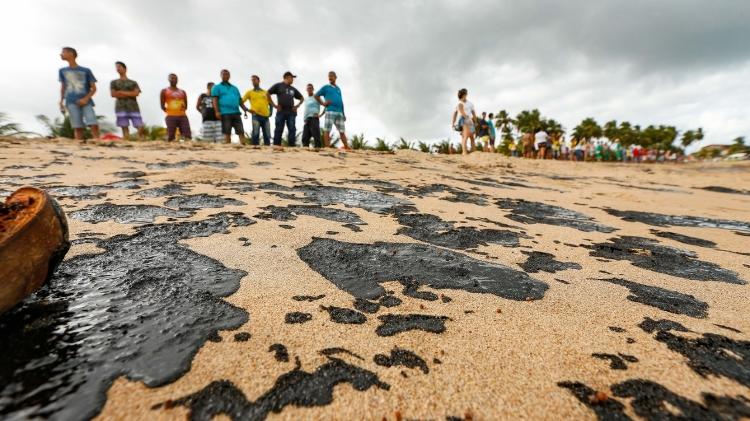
[58,47,99,140]
[160,74,192,142]
[535,128,549,159]
[315,71,350,149]
[487,112,496,153]
[241,75,272,146]
[268,71,304,148]
[212,69,249,145]
[110,61,145,141]
[197,82,221,143]
[301,83,324,148]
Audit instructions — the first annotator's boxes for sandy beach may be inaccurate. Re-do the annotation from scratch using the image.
[1,137,749,421]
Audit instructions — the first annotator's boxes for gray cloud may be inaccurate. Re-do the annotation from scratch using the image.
[1,0,748,148]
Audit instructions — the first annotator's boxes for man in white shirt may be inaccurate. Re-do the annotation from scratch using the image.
[535,129,549,159]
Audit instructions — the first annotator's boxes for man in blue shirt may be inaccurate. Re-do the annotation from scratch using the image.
[315,71,350,149]
[211,69,249,145]
[58,47,100,140]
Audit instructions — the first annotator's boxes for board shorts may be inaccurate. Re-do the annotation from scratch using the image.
[323,111,345,133]
[67,102,97,129]
[201,120,222,142]
[116,111,144,128]
[220,114,244,135]
[461,117,475,134]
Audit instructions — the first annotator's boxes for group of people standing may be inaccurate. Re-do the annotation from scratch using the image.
[58,47,349,149]
[450,89,497,155]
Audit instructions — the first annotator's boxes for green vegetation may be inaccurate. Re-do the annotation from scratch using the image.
[350,133,369,150]
[373,137,393,152]
[36,114,115,139]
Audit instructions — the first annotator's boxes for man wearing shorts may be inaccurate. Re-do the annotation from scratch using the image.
[535,129,549,159]
[110,61,144,140]
[212,69,249,145]
[58,46,99,140]
[160,73,192,141]
[315,71,350,149]
[197,82,221,142]
[487,112,496,153]
[268,71,304,148]
[301,83,324,148]
[241,75,272,146]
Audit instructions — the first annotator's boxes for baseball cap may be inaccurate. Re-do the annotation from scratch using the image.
[283,71,297,78]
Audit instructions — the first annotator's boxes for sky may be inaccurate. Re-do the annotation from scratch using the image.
[1,0,748,150]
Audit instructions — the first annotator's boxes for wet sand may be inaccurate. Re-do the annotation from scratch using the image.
[1,137,749,421]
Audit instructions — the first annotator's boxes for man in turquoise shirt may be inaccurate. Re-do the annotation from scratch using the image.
[315,71,349,149]
[211,69,249,145]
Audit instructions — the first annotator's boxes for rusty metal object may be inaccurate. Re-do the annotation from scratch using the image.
[0,187,70,313]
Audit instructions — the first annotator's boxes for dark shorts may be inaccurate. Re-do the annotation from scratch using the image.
[221,114,244,136]
[165,115,192,140]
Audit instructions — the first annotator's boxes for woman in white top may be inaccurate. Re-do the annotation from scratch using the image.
[451,88,477,155]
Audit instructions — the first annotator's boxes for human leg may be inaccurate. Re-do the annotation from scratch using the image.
[179,116,192,140]
[310,118,322,148]
[285,114,296,147]
[273,113,285,146]
[301,119,311,147]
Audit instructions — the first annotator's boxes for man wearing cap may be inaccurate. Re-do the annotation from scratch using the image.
[315,71,349,149]
[267,71,304,148]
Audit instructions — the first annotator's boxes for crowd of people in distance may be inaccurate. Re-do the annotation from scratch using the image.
[451,88,685,162]
[58,47,349,149]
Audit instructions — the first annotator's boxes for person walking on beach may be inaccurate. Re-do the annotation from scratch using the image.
[241,75,272,147]
[58,47,99,140]
[535,128,549,159]
[212,69,249,145]
[315,71,350,149]
[302,83,324,148]
[451,88,476,155]
[110,61,144,141]
[160,74,192,141]
[196,82,221,143]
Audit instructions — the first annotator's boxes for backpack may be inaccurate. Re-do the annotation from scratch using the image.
[454,117,464,132]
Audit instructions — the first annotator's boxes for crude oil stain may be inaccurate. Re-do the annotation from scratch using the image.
[292,295,326,302]
[598,278,709,318]
[650,229,717,248]
[589,236,745,285]
[267,185,411,214]
[604,208,750,233]
[70,203,193,224]
[641,320,750,387]
[519,251,582,274]
[153,358,390,420]
[285,312,313,324]
[165,194,246,210]
[136,183,188,198]
[297,238,548,302]
[321,306,367,324]
[393,206,522,250]
[375,314,450,337]
[353,298,380,314]
[0,213,252,421]
[255,204,366,230]
[559,379,750,420]
[374,347,429,374]
[269,344,290,362]
[146,160,237,170]
[591,353,639,370]
[319,348,364,360]
[496,199,616,233]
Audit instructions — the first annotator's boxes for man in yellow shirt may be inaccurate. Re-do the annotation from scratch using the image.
[241,75,272,146]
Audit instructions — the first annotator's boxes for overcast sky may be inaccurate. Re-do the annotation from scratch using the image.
[1,0,748,149]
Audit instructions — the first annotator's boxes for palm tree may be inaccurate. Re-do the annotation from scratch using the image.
[417,141,431,153]
[572,118,603,143]
[0,112,31,136]
[396,137,414,150]
[728,136,748,155]
[434,139,452,154]
[373,137,392,152]
[349,133,368,150]
[494,110,514,133]
[514,109,543,135]
[545,119,565,141]
[603,120,619,141]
